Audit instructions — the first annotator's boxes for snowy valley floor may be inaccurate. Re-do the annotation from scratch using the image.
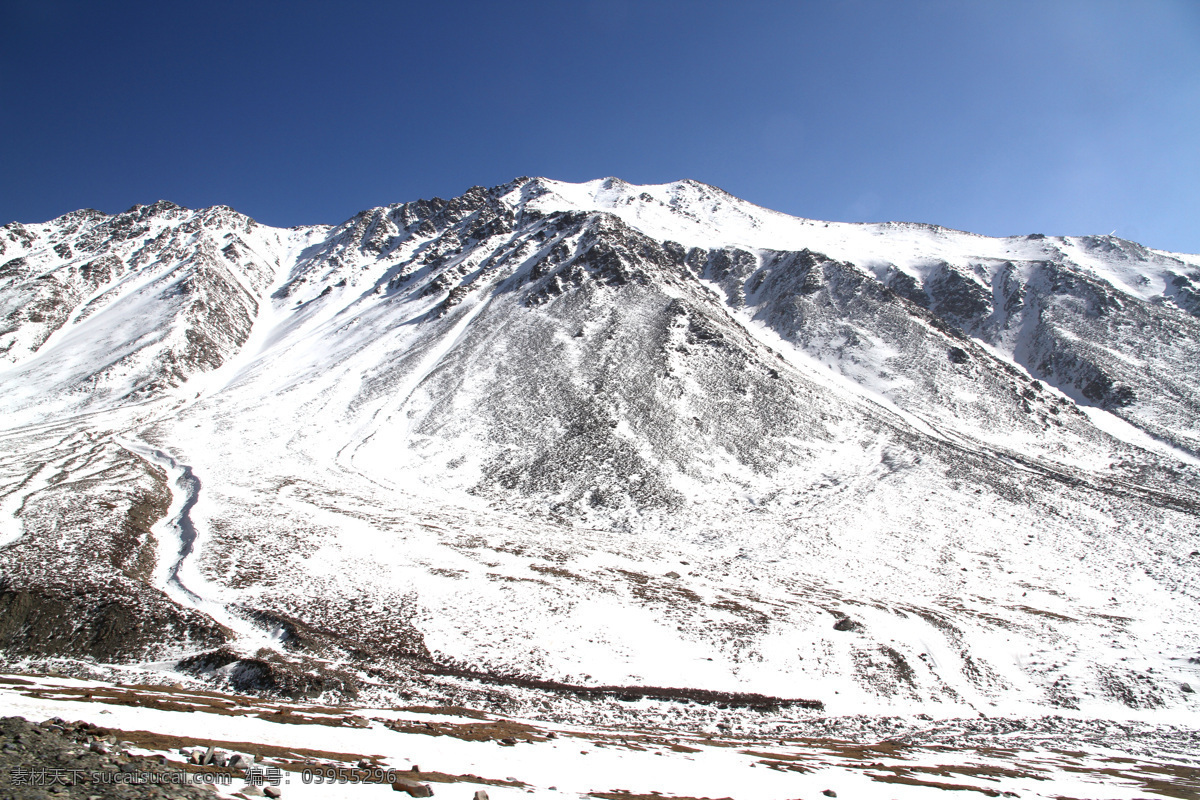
[0,673,1197,799]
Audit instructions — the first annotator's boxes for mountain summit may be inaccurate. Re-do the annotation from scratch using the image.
[0,178,1197,718]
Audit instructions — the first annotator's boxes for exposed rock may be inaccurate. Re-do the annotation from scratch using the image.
[392,776,434,796]
[0,715,217,799]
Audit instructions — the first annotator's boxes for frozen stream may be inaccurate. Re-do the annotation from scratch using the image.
[117,438,284,653]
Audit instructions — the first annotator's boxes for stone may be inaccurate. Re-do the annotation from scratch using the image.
[391,776,434,797]
[264,787,282,798]
[474,792,490,800]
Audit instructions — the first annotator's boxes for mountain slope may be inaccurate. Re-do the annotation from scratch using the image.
[0,178,1197,724]
[0,202,318,421]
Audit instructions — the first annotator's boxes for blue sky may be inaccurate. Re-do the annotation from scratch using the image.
[3,0,1198,252]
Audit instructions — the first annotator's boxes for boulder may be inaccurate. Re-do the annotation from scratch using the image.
[392,776,434,797]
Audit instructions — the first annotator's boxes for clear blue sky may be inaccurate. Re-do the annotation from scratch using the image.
[3,0,1198,252]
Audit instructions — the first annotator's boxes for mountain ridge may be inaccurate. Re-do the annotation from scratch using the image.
[0,177,1197,724]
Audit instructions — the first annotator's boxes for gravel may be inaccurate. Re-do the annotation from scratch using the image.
[0,716,220,799]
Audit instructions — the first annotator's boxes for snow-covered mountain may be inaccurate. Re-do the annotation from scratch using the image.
[1,178,1198,725]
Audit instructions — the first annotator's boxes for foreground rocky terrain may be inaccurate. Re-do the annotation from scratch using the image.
[0,714,222,799]
[0,179,1197,762]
